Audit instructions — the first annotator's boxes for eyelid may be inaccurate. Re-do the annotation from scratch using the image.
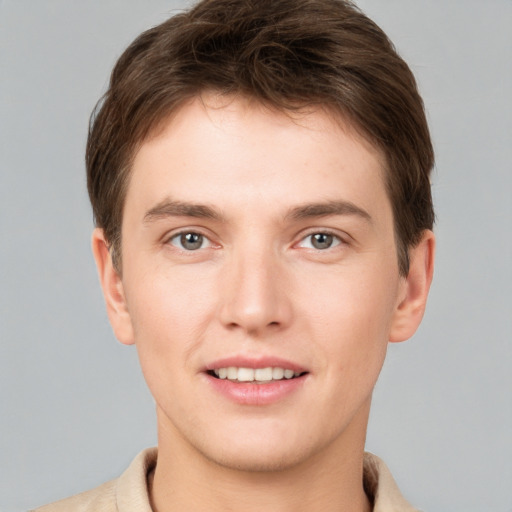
[163,227,219,250]
[161,226,350,251]
[294,228,349,250]
[170,233,210,250]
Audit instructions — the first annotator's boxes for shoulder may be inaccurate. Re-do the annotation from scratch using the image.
[30,447,157,512]
[30,479,117,512]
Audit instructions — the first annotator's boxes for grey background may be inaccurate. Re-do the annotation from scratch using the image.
[1,1,510,511]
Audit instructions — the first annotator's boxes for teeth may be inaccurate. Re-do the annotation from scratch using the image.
[272,367,284,380]
[238,367,254,382]
[254,367,273,382]
[212,366,303,382]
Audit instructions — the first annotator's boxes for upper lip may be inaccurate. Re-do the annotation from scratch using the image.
[204,355,307,373]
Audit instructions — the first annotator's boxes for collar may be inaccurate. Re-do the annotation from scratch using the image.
[363,452,419,511]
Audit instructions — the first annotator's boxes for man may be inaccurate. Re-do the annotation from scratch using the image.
[34,0,435,510]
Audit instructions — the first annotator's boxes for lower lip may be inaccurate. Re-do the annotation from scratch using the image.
[204,373,308,405]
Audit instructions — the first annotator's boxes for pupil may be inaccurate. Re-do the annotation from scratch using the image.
[181,232,203,250]
[312,233,333,249]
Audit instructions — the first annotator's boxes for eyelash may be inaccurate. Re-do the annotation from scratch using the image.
[165,229,346,252]
[167,231,213,251]
[296,231,344,251]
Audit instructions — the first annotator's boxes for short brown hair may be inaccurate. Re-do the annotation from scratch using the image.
[87,0,434,275]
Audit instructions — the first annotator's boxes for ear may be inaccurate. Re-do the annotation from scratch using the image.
[91,228,135,345]
[389,230,435,343]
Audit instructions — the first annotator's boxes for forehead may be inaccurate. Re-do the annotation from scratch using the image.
[125,94,389,220]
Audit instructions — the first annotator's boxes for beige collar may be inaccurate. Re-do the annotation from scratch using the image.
[363,452,419,512]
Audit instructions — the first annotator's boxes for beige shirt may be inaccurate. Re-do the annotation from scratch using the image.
[32,448,419,512]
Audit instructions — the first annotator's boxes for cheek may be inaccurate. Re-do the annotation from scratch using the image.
[127,274,211,412]
[298,265,397,369]
[124,270,217,367]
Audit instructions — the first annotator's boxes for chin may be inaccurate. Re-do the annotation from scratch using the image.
[200,441,314,473]
[192,422,337,474]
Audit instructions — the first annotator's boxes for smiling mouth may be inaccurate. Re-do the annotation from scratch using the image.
[207,366,307,383]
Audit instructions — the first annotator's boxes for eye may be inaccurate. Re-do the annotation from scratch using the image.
[298,232,342,250]
[169,232,211,251]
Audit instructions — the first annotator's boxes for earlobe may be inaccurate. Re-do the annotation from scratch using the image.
[91,228,135,345]
[389,230,435,343]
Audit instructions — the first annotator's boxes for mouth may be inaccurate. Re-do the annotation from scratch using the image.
[207,366,308,383]
[204,360,309,404]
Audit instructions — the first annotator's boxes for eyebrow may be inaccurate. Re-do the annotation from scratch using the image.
[143,199,224,223]
[286,200,372,223]
[143,198,371,225]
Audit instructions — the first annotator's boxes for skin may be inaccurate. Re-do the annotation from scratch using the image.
[93,94,434,512]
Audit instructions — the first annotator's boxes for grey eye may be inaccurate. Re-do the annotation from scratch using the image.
[170,232,208,250]
[297,232,342,251]
[182,233,203,250]
[310,233,334,249]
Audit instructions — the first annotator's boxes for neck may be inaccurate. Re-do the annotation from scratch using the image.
[150,406,372,512]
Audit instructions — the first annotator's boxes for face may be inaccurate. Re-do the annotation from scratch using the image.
[94,95,433,472]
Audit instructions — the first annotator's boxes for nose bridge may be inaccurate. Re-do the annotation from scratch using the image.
[219,235,291,334]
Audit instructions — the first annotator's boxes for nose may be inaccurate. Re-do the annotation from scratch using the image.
[218,244,293,336]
